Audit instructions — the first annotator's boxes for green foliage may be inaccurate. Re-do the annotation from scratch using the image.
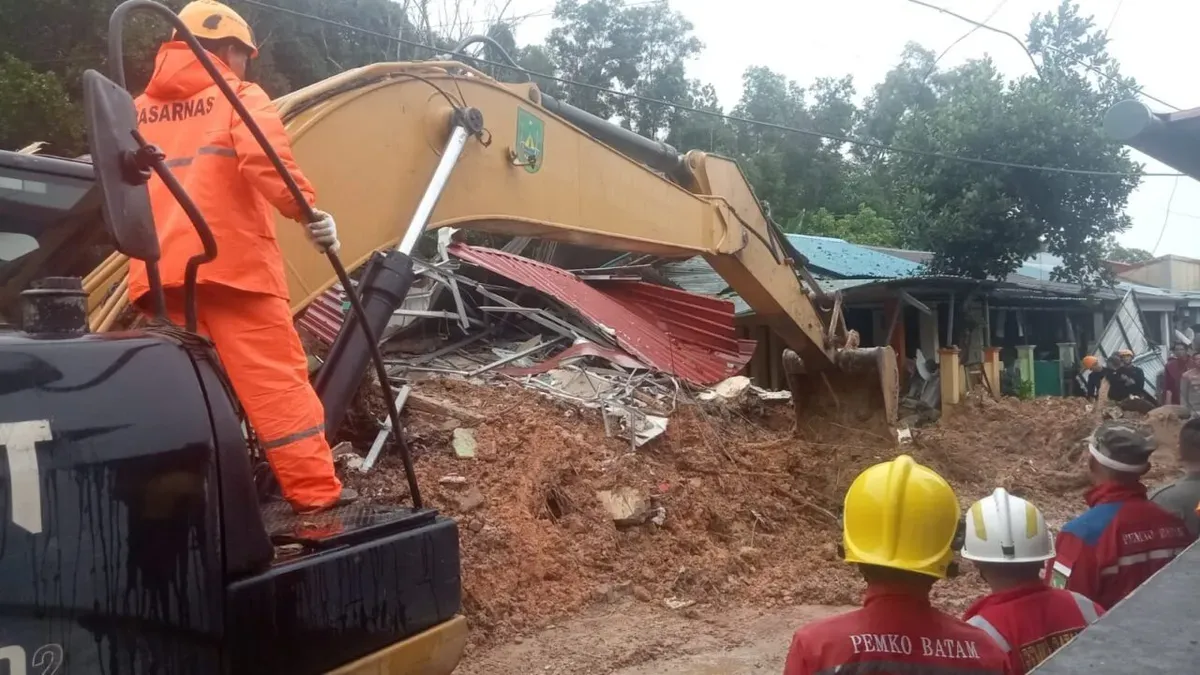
[0,54,81,153]
[1108,243,1153,263]
[875,2,1139,284]
[2,0,1145,286]
[784,205,900,247]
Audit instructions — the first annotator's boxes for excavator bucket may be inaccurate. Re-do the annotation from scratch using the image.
[782,346,899,438]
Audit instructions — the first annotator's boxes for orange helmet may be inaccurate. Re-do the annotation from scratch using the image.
[176,0,258,57]
[1081,355,1098,370]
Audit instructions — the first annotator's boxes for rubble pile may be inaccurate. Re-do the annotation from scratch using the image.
[297,240,1188,651]
[328,365,1175,651]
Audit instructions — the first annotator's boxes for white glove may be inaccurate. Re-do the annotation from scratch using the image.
[306,208,340,254]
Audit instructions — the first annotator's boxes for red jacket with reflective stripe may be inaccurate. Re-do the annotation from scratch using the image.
[962,582,1104,675]
[1044,482,1194,610]
[783,583,1013,675]
[129,42,316,303]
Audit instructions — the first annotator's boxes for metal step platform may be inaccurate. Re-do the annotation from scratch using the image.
[260,500,437,550]
[1034,541,1200,673]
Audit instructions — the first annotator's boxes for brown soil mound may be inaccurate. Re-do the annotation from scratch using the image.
[342,383,1187,652]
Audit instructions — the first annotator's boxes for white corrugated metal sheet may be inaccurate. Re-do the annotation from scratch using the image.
[1077,289,1165,399]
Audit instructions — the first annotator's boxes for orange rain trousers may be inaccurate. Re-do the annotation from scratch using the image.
[158,286,343,510]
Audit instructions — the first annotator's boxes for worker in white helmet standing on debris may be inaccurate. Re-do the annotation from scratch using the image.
[782,455,1013,675]
[961,489,1104,674]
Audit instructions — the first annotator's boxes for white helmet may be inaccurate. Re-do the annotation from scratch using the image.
[961,488,1054,563]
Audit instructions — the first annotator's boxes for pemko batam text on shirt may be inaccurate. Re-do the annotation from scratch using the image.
[783,584,1013,675]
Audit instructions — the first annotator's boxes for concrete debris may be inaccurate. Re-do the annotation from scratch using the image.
[596,487,651,526]
[663,597,695,610]
[698,376,792,404]
[603,406,669,448]
[452,428,478,459]
[454,486,486,513]
[439,475,469,485]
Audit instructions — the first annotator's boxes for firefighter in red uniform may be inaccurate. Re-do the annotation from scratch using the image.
[783,455,1013,675]
[1046,420,1195,609]
[961,488,1105,674]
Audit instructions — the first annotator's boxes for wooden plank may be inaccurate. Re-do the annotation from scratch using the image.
[406,391,484,425]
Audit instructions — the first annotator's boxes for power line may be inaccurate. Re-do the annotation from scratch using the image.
[239,0,1182,178]
[1152,176,1180,254]
[905,0,1181,112]
[928,0,1011,75]
[1104,0,1126,34]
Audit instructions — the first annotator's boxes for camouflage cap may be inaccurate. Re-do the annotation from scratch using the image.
[1090,420,1157,472]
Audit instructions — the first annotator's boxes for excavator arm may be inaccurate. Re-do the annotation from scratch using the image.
[87,59,898,428]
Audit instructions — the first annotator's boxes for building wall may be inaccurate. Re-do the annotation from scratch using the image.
[1120,257,1200,290]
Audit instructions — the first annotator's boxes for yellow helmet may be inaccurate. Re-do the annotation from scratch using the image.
[842,454,961,579]
[176,0,258,57]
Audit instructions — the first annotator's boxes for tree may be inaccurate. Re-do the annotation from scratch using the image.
[1108,243,1153,263]
[783,205,900,247]
[870,1,1140,283]
[0,55,81,153]
[728,67,858,225]
[545,0,701,138]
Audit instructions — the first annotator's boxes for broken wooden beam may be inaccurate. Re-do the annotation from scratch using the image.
[406,391,484,425]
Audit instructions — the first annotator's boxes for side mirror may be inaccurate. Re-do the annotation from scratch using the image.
[81,69,159,264]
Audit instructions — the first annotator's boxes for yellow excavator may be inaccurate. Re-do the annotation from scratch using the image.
[81,42,900,429]
[0,6,897,673]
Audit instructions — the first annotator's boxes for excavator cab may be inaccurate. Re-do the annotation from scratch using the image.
[0,8,465,675]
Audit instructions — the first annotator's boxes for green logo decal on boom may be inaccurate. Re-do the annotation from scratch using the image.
[516,107,544,173]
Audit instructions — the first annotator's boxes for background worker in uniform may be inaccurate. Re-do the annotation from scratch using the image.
[782,455,1012,675]
[1081,355,1105,399]
[1149,417,1200,537]
[1045,421,1194,609]
[1113,349,1146,401]
[129,0,354,513]
[961,488,1104,674]
[1160,342,1190,405]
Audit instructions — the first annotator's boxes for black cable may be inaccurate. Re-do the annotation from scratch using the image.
[240,0,1181,179]
[110,0,423,508]
[906,0,1180,112]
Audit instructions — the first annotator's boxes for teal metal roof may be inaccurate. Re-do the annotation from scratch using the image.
[785,234,921,278]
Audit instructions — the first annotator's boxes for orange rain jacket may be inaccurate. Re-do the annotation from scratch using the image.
[129,41,315,304]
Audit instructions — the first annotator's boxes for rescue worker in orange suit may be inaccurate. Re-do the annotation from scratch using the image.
[783,455,1013,675]
[1045,420,1195,609]
[129,0,355,513]
[961,489,1104,674]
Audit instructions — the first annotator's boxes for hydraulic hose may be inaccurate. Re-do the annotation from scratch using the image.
[108,0,422,508]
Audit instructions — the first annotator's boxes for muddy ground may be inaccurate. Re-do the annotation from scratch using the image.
[338,380,1187,673]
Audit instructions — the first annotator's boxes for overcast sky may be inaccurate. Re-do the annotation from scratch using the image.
[479,0,1200,258]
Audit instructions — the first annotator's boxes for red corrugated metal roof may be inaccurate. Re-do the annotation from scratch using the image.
[596,281,756,359]
[449,243,754,385]
[296,288,345,345]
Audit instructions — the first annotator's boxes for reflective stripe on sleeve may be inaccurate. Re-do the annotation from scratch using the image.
[1098,547,1188,576]
[966,615,1012,653]
[1070,592,1100,624]
[813,660,1007,675]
